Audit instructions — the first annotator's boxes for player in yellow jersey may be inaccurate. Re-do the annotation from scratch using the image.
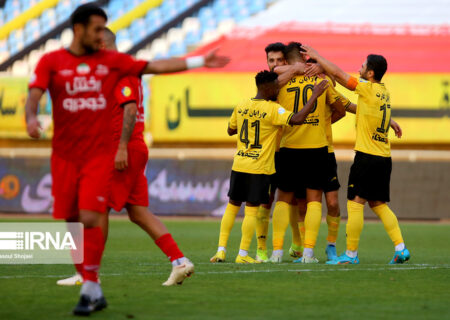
[270,42,348,263]
[255,42,307,262]
[210,70,329,263]
[273,55,348,262]
[301,45,410,264]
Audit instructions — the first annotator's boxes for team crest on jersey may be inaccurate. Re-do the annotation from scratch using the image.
[95,64,109,76]
[278,107,286,114]
[76,63,90,75]
[122,86,132,97]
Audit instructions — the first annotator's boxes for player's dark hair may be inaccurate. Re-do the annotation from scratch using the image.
[284,42,305,61]
[104,27,116,42]
[255,70,278,87]
[264,42,286,56]
[70,3,107,27]
[366,54,388,81]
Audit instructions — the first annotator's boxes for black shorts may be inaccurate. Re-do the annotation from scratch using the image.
[277,147,329,199]
[269,151,281,193]
[347,151,392,202]
[324,152,340,193]
[228,170,272,204]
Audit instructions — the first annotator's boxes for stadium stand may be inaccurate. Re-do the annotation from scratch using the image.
[0,0,276,74]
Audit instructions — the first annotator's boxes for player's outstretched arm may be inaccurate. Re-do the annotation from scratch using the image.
[289,80,329,125]
[345,103,357,114]
[115,102,137,170]
[142,48,230,74]
[274,62,305,87]
[25,88,45,139]
[301,45,355,90]
[390,119,402,138]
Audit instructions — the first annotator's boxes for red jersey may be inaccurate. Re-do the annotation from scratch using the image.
[29,48,147,162]
[112,76,146,149]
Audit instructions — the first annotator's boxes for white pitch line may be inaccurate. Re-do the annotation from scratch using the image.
[0,264,448,280]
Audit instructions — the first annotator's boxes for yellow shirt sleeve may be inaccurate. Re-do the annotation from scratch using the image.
[355,80,372,97]
[270,104,294,126]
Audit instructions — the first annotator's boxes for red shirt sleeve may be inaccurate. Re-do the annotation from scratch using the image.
[114,76,138,107]
[29,53,51,91]
[114,52,148,77]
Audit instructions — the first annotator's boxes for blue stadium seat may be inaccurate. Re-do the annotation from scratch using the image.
[248,0,266,14]
[116,29,130,43]
[153,51,169,60]
[168,41,187,57]
[201,18,217,32]
[184,29,202,45]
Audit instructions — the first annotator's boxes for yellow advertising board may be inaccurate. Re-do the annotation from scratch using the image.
[0,77,52,139]
[150,72,450,145]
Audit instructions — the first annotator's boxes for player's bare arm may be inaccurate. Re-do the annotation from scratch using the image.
[330,100,346,124]
[25,87,45,139]
[115,102,137,171]
[142,48,230,74]
[390,119,402,138]
[289,80,329,125]
[301,45,354,90]
[274,62,306,87]
[228,126,237,136]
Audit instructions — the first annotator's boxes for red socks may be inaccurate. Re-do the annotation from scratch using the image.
[155,233,184,262]
[82,227,105,283]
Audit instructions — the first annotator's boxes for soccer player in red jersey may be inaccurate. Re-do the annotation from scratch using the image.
[25,3,229,316]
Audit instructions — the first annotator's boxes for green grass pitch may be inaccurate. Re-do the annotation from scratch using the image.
[0,218,449,320]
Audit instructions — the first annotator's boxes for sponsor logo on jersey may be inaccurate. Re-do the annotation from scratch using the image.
[76,63,90,75]
[122,86,132,97]
[372,133,389,144]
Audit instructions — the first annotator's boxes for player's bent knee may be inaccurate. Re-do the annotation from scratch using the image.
[79,210,102,228]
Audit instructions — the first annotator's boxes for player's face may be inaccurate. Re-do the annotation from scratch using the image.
[80,15,107,53]
[267,51,286,71]
[360,60,371,80]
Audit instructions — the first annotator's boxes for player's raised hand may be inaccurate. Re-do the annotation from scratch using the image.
[204,48,230,68]
[114,146,128,170]
[304,63,324,77]
[390,119,403,138]
[312,79,329,96]
[301,45,320,60]
[26,115,41,139]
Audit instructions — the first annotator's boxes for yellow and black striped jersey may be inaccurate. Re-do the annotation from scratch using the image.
[229,98,293,175]
[278,75,341,149]
[354,79,391,157]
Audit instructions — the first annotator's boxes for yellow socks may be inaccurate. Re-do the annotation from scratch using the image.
[298,221,305,246]
[239,206,259,251]
[289,205,302,247]
[256,206,271,250]
[304,201,322,249]
[371,204,404,246]
[272,201,290,250]
[346,200,364,251]
[326,214,341,244]
[218,203,240,248]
